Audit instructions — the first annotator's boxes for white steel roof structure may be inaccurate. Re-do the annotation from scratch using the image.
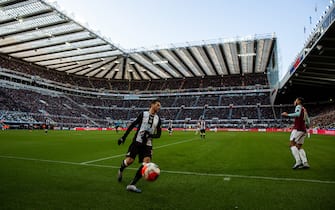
[0,0,277,80]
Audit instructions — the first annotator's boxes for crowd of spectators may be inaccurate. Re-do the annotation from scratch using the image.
[1,55,334,129]
[307,103,335,129]
[72,92,282,122]
[1,84,334,129]
[0,85,278,126]
[312,112,335,129]
[1,55,269,92]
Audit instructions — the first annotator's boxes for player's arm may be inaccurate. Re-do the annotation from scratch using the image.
[282,105,302,117]
[304,109,311,128]
[151,118,162,138]
[287,105,302,117]
[118,113,143,145]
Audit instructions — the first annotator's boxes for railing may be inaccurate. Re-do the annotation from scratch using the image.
[126,33,275,53]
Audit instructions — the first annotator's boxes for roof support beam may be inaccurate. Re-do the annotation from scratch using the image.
[82,57,118,77]
[163,49,194,77]
[252,40,257,74]
[111,69,119,80]
[0,13,69,37]
[264,39,275,73]
[68,66,91,75]
[142,52,174,78]
[185,47,206,76]
[101,63,117,79]
[202,45,219,75]
[302,71,335,79]
[219,44,231,75]
[0,19,70,40]
[0,8,53,25]
[20,42,105,59]
[156,50,184,77]
[26,46,112,63]
[306,60,335,66]
[305,66,335,72]
[5,36,96,54]
[131,61,144,80]
[0,0,29,7]
[294,78,335,86]
[236,42,242,75]
[129,55,163,79]
[121,56,127,80]
[58,59,102,72]
[0,27,85,49]
[170,49,196,77]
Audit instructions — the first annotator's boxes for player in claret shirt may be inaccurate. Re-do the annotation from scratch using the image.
[281,97,310,169]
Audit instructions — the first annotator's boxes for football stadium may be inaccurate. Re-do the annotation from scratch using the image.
[0,0,335,209]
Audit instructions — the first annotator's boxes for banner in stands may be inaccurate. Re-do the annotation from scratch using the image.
[73,127,335,136]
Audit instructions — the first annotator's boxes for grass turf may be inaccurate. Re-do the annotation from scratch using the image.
[0,130,334,210]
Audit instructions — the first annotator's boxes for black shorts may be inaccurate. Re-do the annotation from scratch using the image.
[126,141,152,163]
[200,129,205,133]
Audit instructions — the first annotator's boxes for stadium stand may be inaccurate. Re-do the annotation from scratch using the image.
[0,0,334,131]
[273,3,335,105]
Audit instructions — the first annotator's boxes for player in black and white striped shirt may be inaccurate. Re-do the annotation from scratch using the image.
[200,118,206,139]
[117,99,162,193]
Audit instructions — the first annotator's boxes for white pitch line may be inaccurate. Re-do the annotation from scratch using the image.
[162,170,335,184]
[0,155,86,167]
[154,137,198,149]
[80,154,125,164]
[80,137,198,164]
[0,155,335,185]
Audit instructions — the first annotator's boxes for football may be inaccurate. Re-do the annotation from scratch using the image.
[141,162,160,181]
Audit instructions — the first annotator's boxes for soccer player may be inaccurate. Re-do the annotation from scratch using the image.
[281,97,310,169]
[200,118,206,139]
[44,118,49,134]
[167,119,173,136]
[117,99,162,193]
[115,121,120,133]
[195,120,200,135]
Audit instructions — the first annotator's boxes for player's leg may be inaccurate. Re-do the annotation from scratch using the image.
[295,132,310,169]
[289,130,302,169]
[118,157,134,182]
[127,147,152,193]
[118,156,134,177]
[118,142,137,182]
[127,157,151,193]
[200,129,205,139]
[128,156,150,185]
[290,142,302,169]
[297,145,309,168]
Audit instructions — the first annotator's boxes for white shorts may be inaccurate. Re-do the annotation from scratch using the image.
[290,129,306,145]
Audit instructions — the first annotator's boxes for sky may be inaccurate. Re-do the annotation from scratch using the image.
[51,0,330,79]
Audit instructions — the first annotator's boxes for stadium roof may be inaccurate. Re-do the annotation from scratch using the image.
[275,4,335,104]
[0,0,277,80]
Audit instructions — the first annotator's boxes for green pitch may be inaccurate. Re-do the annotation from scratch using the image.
[0,130,334,210]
